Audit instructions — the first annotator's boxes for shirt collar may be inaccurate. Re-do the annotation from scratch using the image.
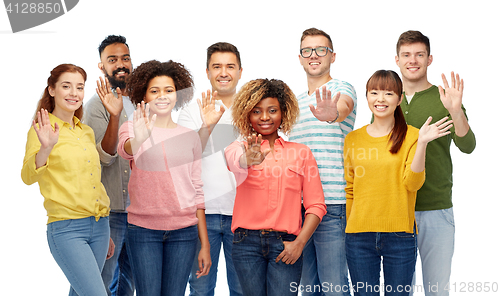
[260,136,285,147]
[48,113,82,129]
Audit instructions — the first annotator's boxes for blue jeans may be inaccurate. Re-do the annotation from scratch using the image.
[410,208,455,296]
[301,204,350,296]
[346,231,417,296]
[189,214,242,296]
[47,216,110,296]
[232,228,303,296]
[126,223,198,296]
[102,212,134,296]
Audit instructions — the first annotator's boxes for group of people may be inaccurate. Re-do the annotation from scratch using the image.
[21,28,475,296]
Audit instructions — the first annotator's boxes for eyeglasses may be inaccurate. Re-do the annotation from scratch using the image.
[300,46,334,58]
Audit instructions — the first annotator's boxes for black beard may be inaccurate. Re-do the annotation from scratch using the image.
[104,67,130,90]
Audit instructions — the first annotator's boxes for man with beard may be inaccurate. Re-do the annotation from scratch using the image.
[83,35,135,296]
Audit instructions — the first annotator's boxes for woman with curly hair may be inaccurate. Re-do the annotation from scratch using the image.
[225,78,327,296]
[116,60,211,296]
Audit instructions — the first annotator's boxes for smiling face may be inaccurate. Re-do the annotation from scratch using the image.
[49,71,85,119]
[249,97,282,143]
[367,89,402,120]
[299,35,336,79]
[206,52,242,97]
[395,42,433,83]
[99,43,132,89]
[144,75,177,116]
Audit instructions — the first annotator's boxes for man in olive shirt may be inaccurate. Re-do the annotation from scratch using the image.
[395,30,476,296]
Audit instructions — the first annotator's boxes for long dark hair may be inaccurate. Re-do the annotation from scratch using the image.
[34,64,87,122]
[366,70,407,154]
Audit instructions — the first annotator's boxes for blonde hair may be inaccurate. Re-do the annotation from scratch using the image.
[232,79,299,137]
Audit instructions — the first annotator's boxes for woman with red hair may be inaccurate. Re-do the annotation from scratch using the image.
[22,64,117,296]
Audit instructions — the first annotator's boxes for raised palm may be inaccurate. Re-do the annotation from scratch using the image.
[33,108,59,149]
[96,77,123,117]
[198,90,225,128]
[418,116,453,144]
[309,85,341,121]
[133,101,156,145]
[240,134,271,168]
[438,72,463,114]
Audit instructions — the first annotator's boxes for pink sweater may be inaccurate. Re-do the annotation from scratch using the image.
[118,121,204,231]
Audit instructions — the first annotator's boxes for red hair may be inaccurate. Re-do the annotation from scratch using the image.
[34,64,87,122]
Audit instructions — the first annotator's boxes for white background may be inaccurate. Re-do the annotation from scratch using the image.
[1,0,498,295]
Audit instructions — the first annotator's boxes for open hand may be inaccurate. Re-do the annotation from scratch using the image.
[418,116,453,144]
[239,134,271,168]
[198,89,225,129]
[33,108,59,149]
[96,77,124,117]
[438,72,463,114]
[309,85,341,121]
[132,101,156,145]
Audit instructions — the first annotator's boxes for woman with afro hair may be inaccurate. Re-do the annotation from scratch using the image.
[116,60,211,296]
[225,78,327,296]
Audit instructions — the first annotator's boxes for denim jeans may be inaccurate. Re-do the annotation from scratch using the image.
[301,204,350,296]
[126,223,198,296]
[189,214,242,296]
[47,216,110,296]
[232,228,303,296]
[410,208,455,296]
[346,231,417,296]
[101,212,134,296]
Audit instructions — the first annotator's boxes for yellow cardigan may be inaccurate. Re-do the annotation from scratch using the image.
[21,113,110,224]
[343,125,425,233]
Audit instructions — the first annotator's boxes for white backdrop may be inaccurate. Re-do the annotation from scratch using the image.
[1,1,498,295]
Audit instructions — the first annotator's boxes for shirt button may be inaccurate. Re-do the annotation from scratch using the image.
[405,111,409,114]
[124,170,128,173]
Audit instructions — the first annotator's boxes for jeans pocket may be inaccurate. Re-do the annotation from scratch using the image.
[233,230,246,244]
[48,219,73,231]
[393,231,415,238]
[440,208,455,227]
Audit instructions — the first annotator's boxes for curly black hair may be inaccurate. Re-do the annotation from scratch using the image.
[126,60,194,110]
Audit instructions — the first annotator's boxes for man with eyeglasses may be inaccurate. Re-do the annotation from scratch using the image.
[289,28,356,296]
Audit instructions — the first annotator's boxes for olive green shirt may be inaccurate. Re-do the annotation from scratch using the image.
[401,85,476,211]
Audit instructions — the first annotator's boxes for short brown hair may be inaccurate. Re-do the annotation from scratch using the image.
[126,60,194,110]
[206,42,241,69]
[300,28,333,50]
[396,30,430,56]
[232,79,299,137]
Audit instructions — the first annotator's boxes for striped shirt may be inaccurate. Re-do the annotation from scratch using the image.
[289,79,357,204]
